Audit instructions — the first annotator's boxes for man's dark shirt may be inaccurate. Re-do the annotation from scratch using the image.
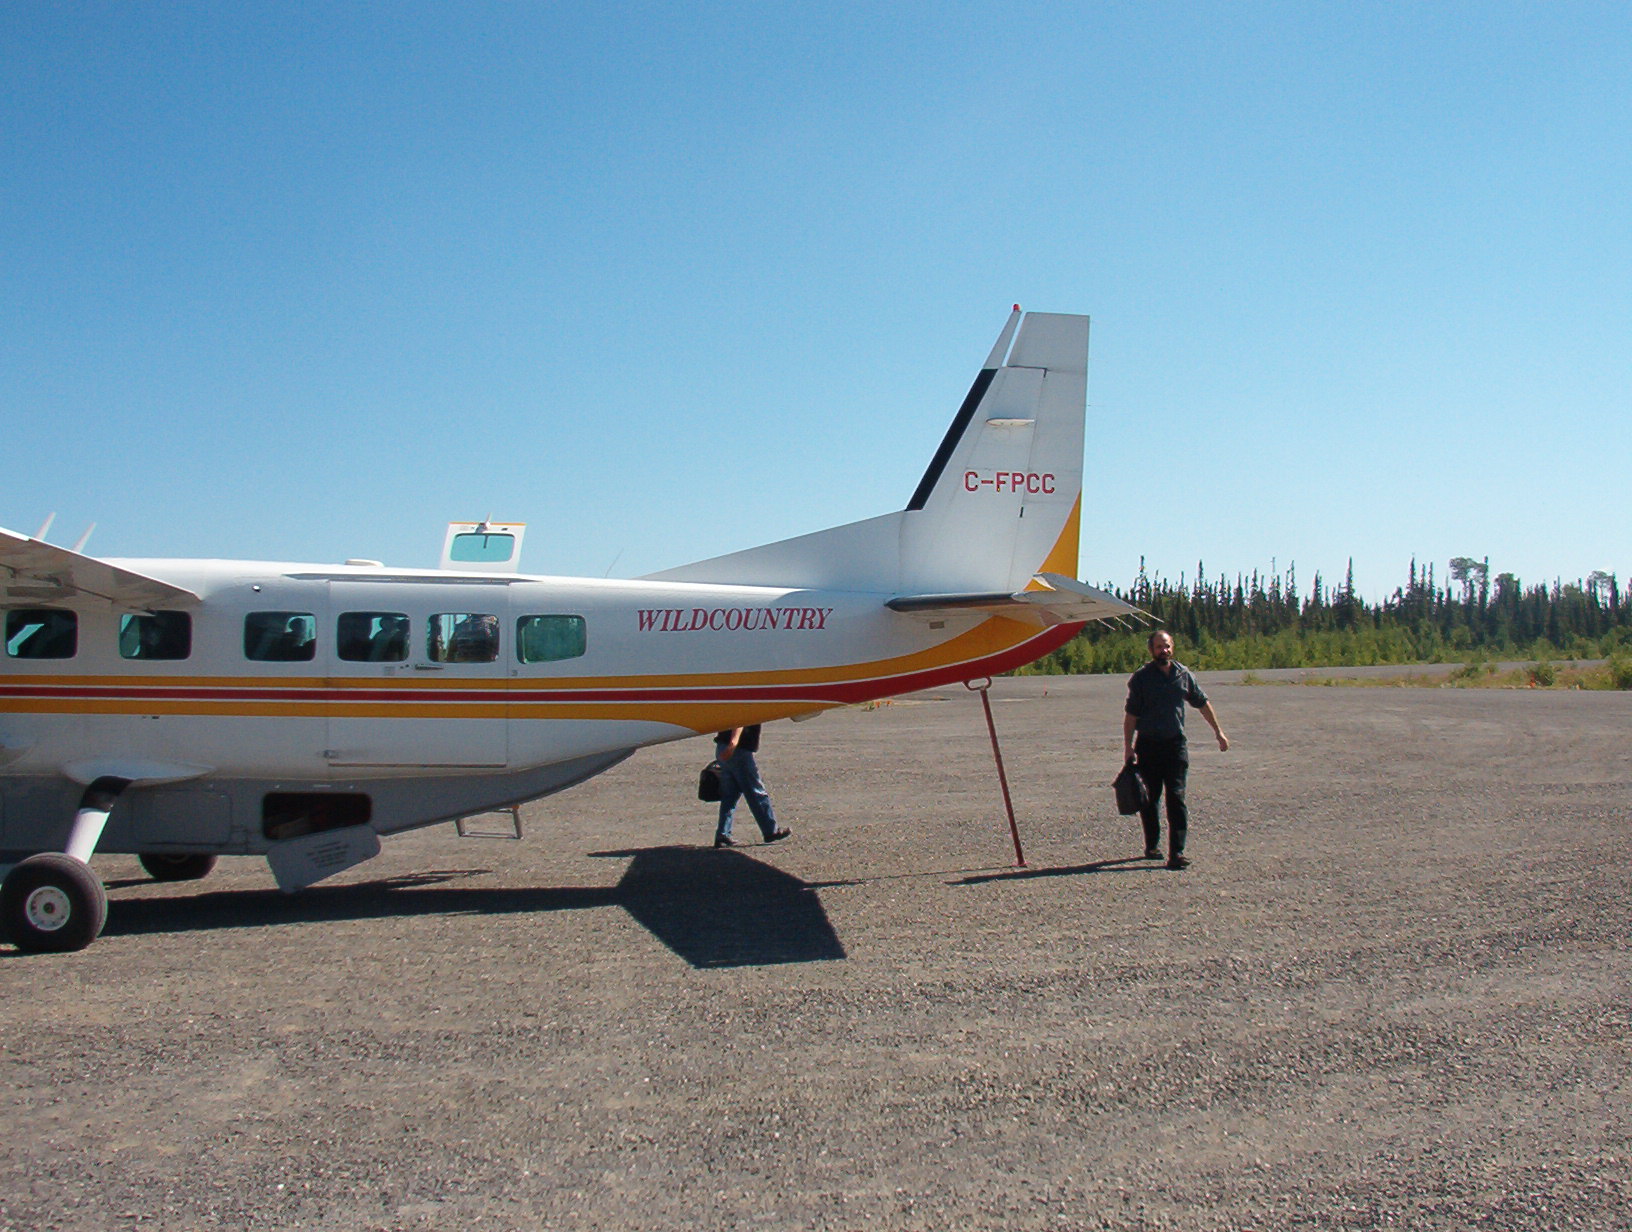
[1125,661,1208,741]
[715,724,761,752]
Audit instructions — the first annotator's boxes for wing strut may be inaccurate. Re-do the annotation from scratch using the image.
[965,679,1026,868]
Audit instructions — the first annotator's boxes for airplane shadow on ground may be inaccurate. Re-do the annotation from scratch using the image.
[102,845,846,969]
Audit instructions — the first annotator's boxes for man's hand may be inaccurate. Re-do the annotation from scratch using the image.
[1198,703,1228,752]
[1111,754,1134,786]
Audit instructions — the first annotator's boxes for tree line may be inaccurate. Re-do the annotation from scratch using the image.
[1023,557,1632,676]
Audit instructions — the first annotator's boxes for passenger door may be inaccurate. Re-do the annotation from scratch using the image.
[325,582,510,768]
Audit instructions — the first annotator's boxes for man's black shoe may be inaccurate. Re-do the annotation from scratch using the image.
[713,835,736,849]
[1166,854,1190,870]
[765,828,791,843]
[1143,847,1163,860]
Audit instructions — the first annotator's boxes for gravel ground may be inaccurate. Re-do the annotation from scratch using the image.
[2,676,1628,1231]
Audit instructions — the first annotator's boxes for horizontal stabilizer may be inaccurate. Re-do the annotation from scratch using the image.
[886,573,1142,628]
[0,526,198,607]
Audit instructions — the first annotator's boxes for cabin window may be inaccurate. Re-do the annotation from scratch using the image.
[262,791,372,841]
[448,532,515,565]
[428,612,499,663]
[119,611,192,660]
[244,612,317,662]
[337,612,409,662]
[4,609,77,659]
[517,614,587,663]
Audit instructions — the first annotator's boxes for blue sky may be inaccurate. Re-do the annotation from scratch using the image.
[4,2,1628,600]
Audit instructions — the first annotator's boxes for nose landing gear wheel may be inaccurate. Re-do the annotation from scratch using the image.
[1,853,108,953]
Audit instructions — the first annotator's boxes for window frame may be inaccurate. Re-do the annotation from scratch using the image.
[336,611,410,663]
[4,608,78,659]
[427,612,501,664]
[516,613,588,664]
[243,611,318,663]
[118,610,193,661]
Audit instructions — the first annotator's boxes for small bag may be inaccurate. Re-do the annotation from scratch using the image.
[1113,760,1148,816]
[697,762,722,803]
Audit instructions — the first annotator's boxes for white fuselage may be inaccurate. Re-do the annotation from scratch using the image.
[0,558,1073,856]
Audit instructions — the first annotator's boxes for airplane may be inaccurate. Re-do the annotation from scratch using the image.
[0,307,1136,953]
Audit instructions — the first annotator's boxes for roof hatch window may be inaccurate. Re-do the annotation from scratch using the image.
[448,533,516,565]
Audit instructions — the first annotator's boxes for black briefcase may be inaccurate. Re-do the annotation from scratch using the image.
[697,762,722,803]
[1113,761,1147,816]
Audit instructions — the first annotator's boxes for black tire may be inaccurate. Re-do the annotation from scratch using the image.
[138,852,219,883]
[1,853,108,953]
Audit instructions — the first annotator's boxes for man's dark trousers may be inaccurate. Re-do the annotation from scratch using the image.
[1134,734,1189,857]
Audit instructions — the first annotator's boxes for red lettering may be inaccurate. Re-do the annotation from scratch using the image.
[637,604,837,632]
[961,469,1059,496]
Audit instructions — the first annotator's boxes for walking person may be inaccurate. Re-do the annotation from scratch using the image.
[1122,630,1228,869]
[713,724,791,848]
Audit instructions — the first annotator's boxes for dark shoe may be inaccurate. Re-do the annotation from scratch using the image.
[765,828,791,843]
[1166,854,1190,870]
[713,835,736,849]
[1143,847,1163,860]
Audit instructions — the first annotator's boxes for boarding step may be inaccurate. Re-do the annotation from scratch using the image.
[455,807,523,840]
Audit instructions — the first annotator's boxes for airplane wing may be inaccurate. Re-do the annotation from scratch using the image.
[0,526,199,607]
[886,573,1143,627]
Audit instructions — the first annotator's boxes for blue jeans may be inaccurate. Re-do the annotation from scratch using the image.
[716,746,778,840]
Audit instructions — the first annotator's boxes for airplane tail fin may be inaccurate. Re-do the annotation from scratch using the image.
[896,308,1085,594]
[646,309,1106,605]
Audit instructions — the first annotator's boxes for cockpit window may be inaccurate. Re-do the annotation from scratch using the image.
[337,612,409,662]
[120,611,192,660]
[429,612,499,663]
[5,609,77,659]
[244,612,317,662]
